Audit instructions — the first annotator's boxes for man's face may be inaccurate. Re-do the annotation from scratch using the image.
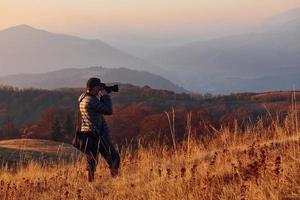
[91,85,102,94]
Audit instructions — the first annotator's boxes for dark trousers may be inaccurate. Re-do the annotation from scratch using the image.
[79,132,120,172]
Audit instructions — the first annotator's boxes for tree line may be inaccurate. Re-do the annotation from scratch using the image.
[0,84,298,145]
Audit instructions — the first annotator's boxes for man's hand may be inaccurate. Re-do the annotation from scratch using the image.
[99,89,109,96]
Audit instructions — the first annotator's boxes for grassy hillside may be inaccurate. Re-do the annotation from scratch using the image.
[0,103,299,199]
[0,139,80,168]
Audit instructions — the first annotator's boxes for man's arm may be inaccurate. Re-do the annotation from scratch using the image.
[91,94,113,115]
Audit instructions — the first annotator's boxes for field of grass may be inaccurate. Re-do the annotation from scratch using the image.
[0,102,299,199]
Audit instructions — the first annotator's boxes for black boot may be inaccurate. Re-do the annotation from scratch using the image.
[87,170,95,182]
[110,168,119,177]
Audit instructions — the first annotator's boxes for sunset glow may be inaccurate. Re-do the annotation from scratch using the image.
[1,0,299,38]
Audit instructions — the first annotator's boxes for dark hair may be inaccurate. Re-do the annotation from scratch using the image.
[86,77,102,90]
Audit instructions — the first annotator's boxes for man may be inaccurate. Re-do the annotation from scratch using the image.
[78,77,120,182]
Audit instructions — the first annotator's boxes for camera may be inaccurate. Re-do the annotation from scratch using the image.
[100,83,119,93]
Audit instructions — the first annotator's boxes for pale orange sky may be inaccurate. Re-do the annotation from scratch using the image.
[1,0,300,42]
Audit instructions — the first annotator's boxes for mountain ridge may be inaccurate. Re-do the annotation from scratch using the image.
[0,24,167,77]
[0,66,189,93]
[147,8,300,93]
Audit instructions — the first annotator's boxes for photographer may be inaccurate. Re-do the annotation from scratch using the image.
[77,77,120,182]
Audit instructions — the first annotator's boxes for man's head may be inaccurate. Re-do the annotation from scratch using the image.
[86,77,104,95]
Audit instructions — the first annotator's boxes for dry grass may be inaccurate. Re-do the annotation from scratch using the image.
[1,98,300,199]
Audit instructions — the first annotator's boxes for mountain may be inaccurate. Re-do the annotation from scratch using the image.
[0,24,166,77]
[0,66,188,93]
[264,7,300,26]
[197,73,300,94]
[148,7,300,94]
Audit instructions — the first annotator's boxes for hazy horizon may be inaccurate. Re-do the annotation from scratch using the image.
[1,0,300,51]
[0,1,299,94]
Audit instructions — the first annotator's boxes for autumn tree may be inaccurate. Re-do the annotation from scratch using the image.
[62,112,74,141]
[51,117,62,141]
[0,116,20,139]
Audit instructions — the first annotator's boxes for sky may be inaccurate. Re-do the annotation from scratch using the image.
[1,0,300,48]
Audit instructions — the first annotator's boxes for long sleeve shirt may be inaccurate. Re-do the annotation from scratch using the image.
[78,92,112,135]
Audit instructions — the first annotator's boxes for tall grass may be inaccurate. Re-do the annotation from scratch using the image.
[0,93,300,200]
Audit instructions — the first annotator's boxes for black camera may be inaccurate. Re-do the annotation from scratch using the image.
[100,83,119,93]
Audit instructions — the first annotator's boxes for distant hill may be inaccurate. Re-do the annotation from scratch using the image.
[0,24,166,76]
[148,7,300,94]
[0,66,188,93]
[195,73,300,94]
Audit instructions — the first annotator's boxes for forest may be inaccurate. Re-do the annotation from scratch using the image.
[0,84,298,146]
